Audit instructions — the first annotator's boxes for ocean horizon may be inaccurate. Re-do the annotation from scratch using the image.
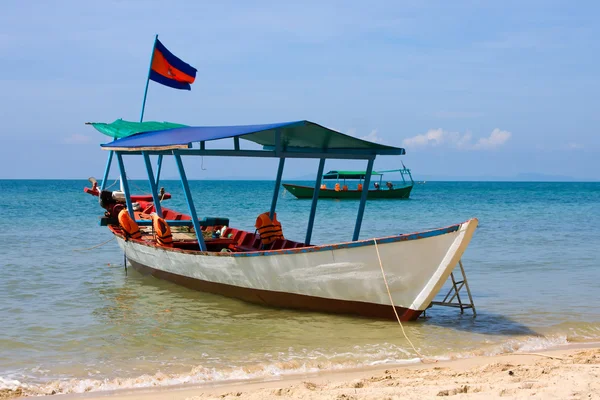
[1,176,599,182]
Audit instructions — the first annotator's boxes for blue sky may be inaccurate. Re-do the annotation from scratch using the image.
[1,1,598,180]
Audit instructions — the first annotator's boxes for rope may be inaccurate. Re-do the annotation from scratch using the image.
[129,180,147,194]
[373,239,433,363]
[72,237,115,252]
[125,179,167,205]
[105,179,119,190]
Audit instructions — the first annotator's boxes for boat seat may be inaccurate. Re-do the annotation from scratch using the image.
[230,230,243,242]
[240,232,254,246]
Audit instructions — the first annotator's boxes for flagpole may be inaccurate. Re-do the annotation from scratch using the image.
[134,34,159,196]
[140,34,158,123]
[104,35,160,195]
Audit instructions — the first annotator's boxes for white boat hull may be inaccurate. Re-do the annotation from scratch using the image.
[116,218,478,320]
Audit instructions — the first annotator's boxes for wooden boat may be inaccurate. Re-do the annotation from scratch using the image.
[84,120,478,321]
[283,168,414,199]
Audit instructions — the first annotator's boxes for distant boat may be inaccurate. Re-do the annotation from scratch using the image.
[283,168,414,199]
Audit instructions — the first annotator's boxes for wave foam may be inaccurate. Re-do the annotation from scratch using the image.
[0,353,421,396]
[0,334,581,397]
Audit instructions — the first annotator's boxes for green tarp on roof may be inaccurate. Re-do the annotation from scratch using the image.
[88,119,187,139]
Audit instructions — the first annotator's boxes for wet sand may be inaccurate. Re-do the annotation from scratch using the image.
[10,344,598,400]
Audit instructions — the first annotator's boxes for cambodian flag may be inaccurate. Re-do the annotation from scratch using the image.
[149,39,197,90]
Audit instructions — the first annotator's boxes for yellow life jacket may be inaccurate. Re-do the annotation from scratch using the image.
[118,209,141,240]
[152,214,173,246]
[255,212,284,246]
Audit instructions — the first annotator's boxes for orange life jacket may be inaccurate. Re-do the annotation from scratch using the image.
[152,214,173,246]
[320,184,327,189]
[255,212,284,246]
[357,183,363,191]
[334,183,341,191]
[342,184,348,191]
[118,209,141,240]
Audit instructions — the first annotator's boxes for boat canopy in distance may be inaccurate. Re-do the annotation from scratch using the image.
[323,170,383,180]
[92,119,405,156]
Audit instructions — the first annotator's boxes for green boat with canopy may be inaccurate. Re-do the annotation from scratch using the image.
[283,166,414,199]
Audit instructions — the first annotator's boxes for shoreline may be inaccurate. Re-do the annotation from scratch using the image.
[13,342,599,400]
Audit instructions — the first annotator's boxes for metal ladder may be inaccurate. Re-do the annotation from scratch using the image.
[428,259,476,316]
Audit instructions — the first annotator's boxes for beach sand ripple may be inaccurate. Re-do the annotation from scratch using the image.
[183,348,600,400]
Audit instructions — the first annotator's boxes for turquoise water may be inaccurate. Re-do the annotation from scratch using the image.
[1,180,599,395]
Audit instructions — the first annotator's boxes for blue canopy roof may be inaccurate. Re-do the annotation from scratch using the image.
[97,120,405,155]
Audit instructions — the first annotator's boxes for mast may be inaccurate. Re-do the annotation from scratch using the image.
[139,35,159,124]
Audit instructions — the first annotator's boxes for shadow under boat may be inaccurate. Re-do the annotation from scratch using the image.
[417,308,540,337]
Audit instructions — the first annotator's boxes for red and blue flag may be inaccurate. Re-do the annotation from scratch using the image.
[149,39,197,90]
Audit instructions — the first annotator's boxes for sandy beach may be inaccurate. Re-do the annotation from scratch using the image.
[6,344,596,400]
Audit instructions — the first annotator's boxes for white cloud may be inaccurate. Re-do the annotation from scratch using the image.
[360,129,384,144]
[64,134,92,144]
[345,128,386,144]
[402,128,467,148]
[568,142,583,149]
[472,128,512,150]
[402,128,511,150]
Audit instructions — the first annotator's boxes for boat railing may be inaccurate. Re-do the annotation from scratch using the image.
[376,167,414,187]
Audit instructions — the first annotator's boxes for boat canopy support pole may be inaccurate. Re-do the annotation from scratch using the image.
[402,162,414,185]
[305,158,326,245]
[270,157,285,219]
[173,152,207,251]
[142,151,163,217]
[100,150,114,191]
[115,152,135,220]
[429,259,476,317]
[155,155,163,187]
[353,157,375,241]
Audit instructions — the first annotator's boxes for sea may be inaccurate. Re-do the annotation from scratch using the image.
[1,179,599,396]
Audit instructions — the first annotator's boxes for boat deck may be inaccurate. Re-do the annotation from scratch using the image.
[125,223,309,253]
